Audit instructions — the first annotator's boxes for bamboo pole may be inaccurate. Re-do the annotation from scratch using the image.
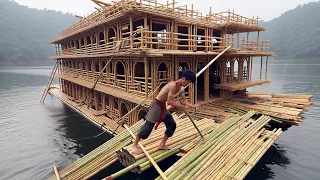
[265,56,269,80]
[123,124,168,180]
[179,98,204,139]
[52,165,60,180]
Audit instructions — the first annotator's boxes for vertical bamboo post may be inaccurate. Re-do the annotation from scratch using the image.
[260,56,263,79]
[265,56,269,80]
[130,16,133,49]
[144,55,149,98]
[172,0,175,12]
[150,17,153,49]
[232,33,234,48]
[195,57,198,103]
[237,30,240,49]
[205,27,208,52]
[191,4,194,18]
[143,15,148,48]
[102,93,106,111]
[231,59,234,82]
[204,57,209,101]
[242,37,245,50]
[171,23,174,50]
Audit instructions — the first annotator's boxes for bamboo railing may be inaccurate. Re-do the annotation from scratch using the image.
[61,66,151,96]
[53,0,261,42]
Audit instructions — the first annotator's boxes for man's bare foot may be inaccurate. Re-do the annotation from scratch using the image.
[132,144,142,154]
[158,144,170,150]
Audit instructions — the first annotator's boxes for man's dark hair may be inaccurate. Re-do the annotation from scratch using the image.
[182,70,196,83]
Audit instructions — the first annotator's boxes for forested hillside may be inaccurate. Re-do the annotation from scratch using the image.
[260,1,320,58]
[0,0,77,65]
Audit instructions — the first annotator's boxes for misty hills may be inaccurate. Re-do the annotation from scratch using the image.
[0,0,77,65]
[0,0,319,65]
[259,1,320,58]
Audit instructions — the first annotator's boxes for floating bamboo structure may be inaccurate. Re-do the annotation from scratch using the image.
[44,0,313,179]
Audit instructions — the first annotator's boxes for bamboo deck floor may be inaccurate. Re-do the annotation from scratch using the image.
[48,111,281,180]
[48,86,124,134]
[48,88,311,180]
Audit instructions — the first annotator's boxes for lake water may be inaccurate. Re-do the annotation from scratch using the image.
[0,59,319,180]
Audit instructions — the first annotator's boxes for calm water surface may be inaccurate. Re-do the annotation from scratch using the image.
[0,59,319,180]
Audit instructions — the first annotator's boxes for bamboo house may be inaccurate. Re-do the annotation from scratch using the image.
[43,0,313,179]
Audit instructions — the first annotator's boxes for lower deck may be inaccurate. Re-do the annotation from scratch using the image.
[47,84,312,179]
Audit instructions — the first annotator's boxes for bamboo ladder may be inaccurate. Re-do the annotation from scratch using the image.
[40,60,59,103]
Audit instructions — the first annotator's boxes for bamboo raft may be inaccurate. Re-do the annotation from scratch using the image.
[49,109,283,180]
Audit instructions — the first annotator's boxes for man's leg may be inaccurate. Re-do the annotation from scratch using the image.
[132,120,154,154]
[159,114,176,150]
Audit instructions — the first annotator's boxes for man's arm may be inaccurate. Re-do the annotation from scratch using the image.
[180,89,199,108]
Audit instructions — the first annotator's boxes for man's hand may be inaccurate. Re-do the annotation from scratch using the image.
[182,105,190,114]
[192,104,200,109]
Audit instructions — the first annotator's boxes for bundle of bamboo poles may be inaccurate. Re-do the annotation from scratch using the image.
[117,113,217,174]
[48,120,145,180]
[155,111,282,180]
[193,92,313,126]
[247,92,313,109]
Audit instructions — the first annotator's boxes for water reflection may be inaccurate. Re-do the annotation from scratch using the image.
[246,143,291,180]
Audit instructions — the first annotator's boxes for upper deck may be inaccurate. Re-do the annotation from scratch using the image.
[51,0,264,43]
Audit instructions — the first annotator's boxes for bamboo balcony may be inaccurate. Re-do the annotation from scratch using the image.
[57,27,271,57]
[57,72,152,106]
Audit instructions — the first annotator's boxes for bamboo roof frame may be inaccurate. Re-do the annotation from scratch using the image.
[50,0,266,44]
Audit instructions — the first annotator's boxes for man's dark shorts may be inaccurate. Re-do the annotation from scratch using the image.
[137,99,176,139]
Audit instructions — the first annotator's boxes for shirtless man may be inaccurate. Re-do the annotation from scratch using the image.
[132,70,199,154]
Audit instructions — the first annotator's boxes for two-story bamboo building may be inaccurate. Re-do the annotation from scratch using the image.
[45,0,312,134]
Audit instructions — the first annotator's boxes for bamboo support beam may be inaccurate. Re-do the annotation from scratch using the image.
[123,124,168,180]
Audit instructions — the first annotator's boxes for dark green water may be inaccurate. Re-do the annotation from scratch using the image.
[0,59,319,180]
